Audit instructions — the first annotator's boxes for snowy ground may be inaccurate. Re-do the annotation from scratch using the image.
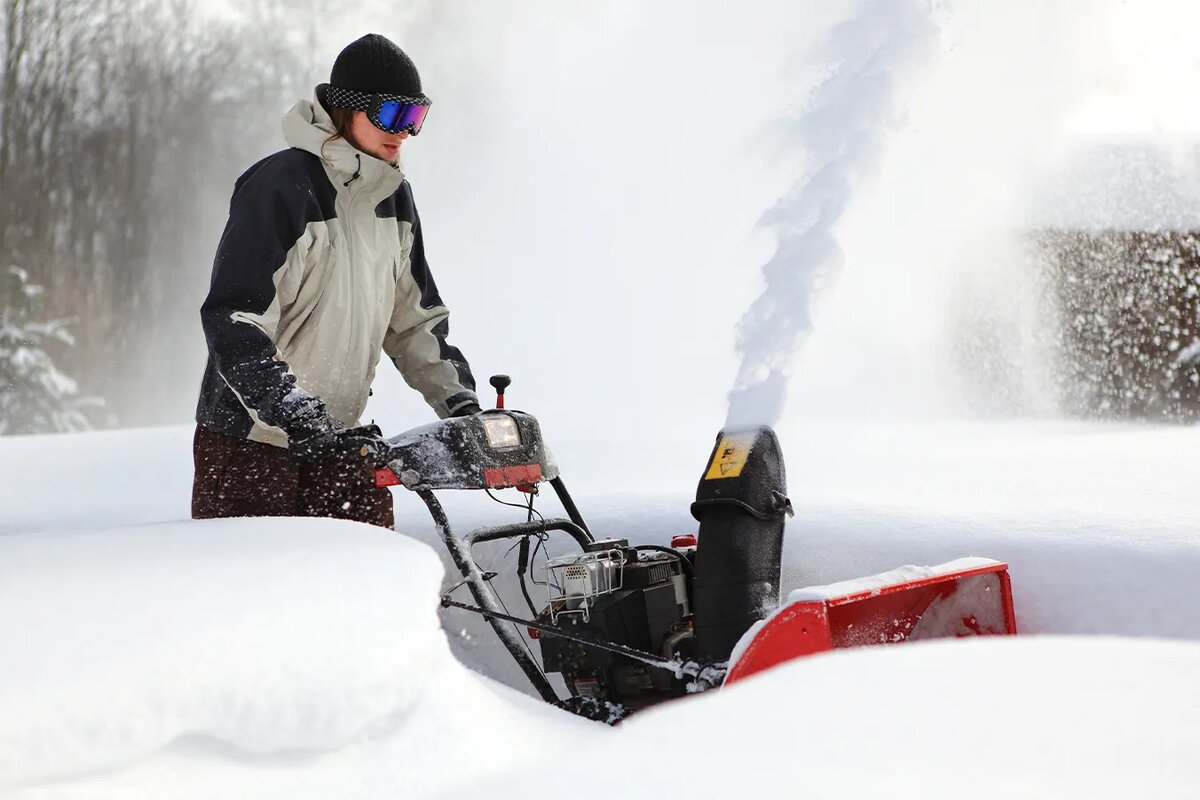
[2,420,1199,797]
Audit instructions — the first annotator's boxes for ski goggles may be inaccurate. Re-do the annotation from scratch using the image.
[325,85,432,135]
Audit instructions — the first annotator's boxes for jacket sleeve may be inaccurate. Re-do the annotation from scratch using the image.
[382,197,479,418]
[199,162,327,434]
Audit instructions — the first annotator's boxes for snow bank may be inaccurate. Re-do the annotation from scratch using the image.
[0,516,593,798]
[0,518,457,790]
[453,635,1200,799]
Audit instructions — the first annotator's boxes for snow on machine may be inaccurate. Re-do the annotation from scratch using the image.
[374,375,1017,721]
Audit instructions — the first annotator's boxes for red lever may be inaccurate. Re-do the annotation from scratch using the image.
[375,468,402,488]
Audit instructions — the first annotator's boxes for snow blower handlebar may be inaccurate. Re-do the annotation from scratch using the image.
[373,409,560,492]
[418,487,592,704]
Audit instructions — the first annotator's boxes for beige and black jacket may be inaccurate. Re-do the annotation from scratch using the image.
[196,87,477,447]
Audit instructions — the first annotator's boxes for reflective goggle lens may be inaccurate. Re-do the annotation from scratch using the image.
[376,100,429,135]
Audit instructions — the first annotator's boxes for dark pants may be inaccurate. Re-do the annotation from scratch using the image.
[191,425,394,529]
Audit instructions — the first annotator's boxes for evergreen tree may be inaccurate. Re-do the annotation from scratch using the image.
[0,266,99,435]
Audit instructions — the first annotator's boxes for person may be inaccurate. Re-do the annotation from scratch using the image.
[192,33,480,530]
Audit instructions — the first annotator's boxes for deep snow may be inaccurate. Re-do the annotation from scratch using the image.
[452,636,1200,800]
[2,421,1200,797]
[0,516,595,797]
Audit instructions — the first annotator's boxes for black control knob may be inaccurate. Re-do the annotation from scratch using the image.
[489,374,511,409]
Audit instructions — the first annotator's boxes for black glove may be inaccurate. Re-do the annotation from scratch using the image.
[289,423,395,466]
[451,402,482,418]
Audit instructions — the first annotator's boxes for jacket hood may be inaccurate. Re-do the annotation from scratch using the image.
[281,85,404,197]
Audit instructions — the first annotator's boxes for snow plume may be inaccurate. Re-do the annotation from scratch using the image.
[725,0,939,432]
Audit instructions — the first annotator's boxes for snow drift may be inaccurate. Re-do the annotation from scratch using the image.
[448,635,1200,799]
[0,519,447,787]
[0,517,591,797]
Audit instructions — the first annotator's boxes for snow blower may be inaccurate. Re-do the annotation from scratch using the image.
[375,375,1017,722]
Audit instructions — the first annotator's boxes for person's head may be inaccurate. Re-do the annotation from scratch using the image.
[321,34,431,166]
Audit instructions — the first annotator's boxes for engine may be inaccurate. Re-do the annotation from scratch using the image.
[534,425,791,712]
[534,538,696,712]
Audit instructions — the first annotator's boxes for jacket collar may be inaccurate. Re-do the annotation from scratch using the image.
[282,85,405,204]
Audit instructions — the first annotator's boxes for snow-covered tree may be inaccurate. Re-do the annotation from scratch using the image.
[0,266,98,435]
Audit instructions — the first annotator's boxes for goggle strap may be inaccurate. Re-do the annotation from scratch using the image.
[326,85,429,112]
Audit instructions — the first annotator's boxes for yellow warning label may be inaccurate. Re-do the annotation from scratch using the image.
[704,434,755,480]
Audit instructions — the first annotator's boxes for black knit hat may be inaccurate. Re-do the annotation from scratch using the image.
[330,34,427,100]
